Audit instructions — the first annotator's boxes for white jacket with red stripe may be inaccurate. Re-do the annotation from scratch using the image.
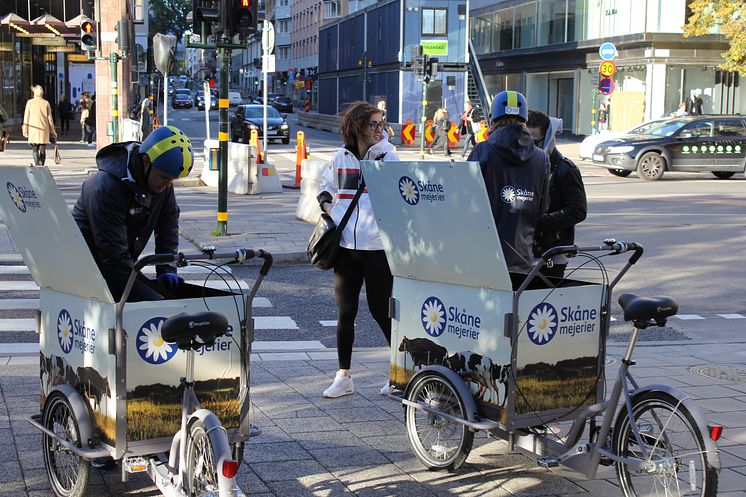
[319,138,399,250]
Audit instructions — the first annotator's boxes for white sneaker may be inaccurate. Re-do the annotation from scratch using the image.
[323,371,354,398]
[380,381,392,396]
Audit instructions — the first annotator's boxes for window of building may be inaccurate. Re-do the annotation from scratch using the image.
[279,20,289,33]
[470,13,492,54]
[134,0,144,22]
[324,1,340,18]
[279,47,291,60]
[538,0,566,45]
[422,8,447,36]
[497,8,513,50]
[514,2,536,49]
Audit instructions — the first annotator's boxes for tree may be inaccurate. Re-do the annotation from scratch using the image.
[683,0,746,73]
[149,0,192,46]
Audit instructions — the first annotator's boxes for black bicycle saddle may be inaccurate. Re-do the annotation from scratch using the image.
[617,293,678,325]
[161,311,229,347]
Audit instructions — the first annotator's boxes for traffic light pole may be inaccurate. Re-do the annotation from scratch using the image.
[419,76,428,160]
[110,52,120,143]
[217,47,230,236]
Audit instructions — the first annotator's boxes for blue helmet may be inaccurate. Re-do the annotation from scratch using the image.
[490,90,528,123]
[140,126,194,178]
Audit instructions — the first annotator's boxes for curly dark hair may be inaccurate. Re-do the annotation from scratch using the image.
[339,101,382,155]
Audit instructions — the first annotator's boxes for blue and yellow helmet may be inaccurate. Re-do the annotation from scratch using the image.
[490,90,528,123]
[140,126,193,178]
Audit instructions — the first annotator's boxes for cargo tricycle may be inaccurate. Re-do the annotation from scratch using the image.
[361,159,722,497]
[0,166,272,497]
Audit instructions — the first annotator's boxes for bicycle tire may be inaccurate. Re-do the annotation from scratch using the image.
[185,417,233,497]
[42,393,91,497]
[405,372,474,471]
[613,391,718,497]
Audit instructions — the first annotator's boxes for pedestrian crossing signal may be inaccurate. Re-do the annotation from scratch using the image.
[80,17,96,51]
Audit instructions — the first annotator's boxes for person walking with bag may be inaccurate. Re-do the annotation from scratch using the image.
[428,107,452,156]
[460,101,478,158]
[316,101,399,398]
[22,85,57,166]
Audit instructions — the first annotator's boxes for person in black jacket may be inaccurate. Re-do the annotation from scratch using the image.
[72,126,193,301]
[467,91,550,274]
[527,110,587,279]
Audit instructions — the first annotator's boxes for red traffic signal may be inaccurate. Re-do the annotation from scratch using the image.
[226,0,257,37]
[80,17,96,50]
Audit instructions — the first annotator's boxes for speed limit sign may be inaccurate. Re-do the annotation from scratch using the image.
[600,60,616,78]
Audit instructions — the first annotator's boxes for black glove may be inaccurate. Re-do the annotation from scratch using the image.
[157,273,184,292]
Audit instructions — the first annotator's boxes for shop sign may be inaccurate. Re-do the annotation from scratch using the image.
[422,40,448,55]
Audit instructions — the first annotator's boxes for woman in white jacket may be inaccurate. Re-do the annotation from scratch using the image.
[317,101,399,398]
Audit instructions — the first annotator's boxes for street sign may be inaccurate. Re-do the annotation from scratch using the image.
[598,77,615,95]
[261,21,275,54]
[599,60,616,78]
[599,42,617,60]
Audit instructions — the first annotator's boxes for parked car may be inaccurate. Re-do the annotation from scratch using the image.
[196,91,217,111]
[579,119,668,160]
[228,91,243,106]
[272,96,293,113]
[172,89,193,109]
[230,104,290,144]
[591,115,746,180]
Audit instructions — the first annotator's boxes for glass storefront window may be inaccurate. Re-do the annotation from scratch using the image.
[538,0,566,45]
[514,3,537,49]
[471,13,492,54]
[497,9,513,51]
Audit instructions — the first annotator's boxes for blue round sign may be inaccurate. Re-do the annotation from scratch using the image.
[599,42,617,60]
[598,77,615,95]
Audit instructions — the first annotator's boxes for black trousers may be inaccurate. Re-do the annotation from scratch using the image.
[31,144,47,166]
[333,248,393,369]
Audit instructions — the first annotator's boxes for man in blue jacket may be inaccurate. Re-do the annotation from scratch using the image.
[72,126,193,301]
[467,91,550,274]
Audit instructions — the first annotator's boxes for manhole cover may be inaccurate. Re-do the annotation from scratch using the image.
[690,365,746,383]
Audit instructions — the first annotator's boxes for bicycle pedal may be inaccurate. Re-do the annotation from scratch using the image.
[599,455,614,466]
[123,456,148,473]
[537,456,559,468]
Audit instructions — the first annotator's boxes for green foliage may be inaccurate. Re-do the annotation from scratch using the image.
[683,0,746,73]
[149,0,192,45]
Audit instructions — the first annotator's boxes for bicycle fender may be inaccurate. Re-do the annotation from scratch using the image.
[48,384,99,450]
[188,409,238,496]
[631,384,720,470]
[404,365,480,424]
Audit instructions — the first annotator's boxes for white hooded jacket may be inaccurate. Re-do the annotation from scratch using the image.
[319,134,399,250]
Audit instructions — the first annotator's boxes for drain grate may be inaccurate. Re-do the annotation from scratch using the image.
[690,365,746,383]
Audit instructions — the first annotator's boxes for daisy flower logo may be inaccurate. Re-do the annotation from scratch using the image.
[57,309,73,354]
[7,182,26,212]
[421,296,446,337]
[500,186,516,204]
[398,176,419,205]
[527,303,558,345]
[136,317,177,365]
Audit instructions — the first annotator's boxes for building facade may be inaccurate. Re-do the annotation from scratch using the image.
[470,0,742,135]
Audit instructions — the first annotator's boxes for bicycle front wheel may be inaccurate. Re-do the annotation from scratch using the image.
[41,393,91,497]
[613,391,718,497]
[405,373,474,471]
[186,418,229,496]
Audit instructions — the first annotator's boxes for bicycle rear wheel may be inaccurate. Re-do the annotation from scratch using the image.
[613,391,718,497]
[405,373,474,471]
[42,393,91,497]
[186,418,231,496]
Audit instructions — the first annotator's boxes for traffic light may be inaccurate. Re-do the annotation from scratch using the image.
[426,57,438,79]
[80,17,96,51]
[223,0,259,39]
[192,0,221,41]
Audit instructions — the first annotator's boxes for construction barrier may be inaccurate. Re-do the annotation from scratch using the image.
[249,128,264,164]
[200,141,282,194]
[305,97,311,112]
[295,131,309,188]
[475,120,489,143]
[447,120,461,149]
[400,119,416,146]
[423,119,434,147]
[296,158,329,224]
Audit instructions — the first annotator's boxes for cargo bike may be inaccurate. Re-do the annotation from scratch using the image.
[0,166,272,497]
[361,160,722,497]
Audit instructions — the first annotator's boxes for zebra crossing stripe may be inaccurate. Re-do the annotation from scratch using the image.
[319,320,337,327]
[673,314,705,320]
[0,299,39,309]
[0,318,35,332]
[0,279,263,294]
[0,281,39,291]
[717,314,746,319]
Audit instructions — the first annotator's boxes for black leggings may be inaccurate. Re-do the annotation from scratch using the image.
[333,248,392,369]
[31,144,47,166]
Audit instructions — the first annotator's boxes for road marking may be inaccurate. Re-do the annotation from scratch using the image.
[0,318,35,331]
[319,320,337,327]
[0,281,39,291]
[717,314,746,319]
[0,299,39,309]
[673,314,705,320]
[253,316,298,329]
[0,343,38,356]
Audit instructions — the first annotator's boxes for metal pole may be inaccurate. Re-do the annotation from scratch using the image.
[217,47,229,235]
[419,77,427,160]
[110,52,119,143]
[262,20,268,160]
[203,80,211,140]
[163,71,169,126]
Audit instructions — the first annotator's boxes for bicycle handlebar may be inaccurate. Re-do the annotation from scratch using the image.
[540,239,644,265]
[135,248,274,275]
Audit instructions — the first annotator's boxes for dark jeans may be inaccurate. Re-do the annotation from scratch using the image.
[430,130,451,155]
[333,248,393,369]
[31,144,47,166]
[59,116,70,134]
[461,133,476,158]
[84,124,94,144]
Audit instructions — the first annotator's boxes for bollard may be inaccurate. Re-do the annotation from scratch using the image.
[249,128,264,164]
[304,97,311,113]
[295,131,307,188]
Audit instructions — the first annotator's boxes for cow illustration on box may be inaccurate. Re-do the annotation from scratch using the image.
[40,353,111,412]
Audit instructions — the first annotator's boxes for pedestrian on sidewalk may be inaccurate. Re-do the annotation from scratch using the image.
[316,101,400,398]
[57,94,72,136]
[428,107,451,156]
[527,110,587,279]
[22,85,57,166]
[72,125,194,302]
[79,92,92,143]
[85,94,97,146]
[459,101,478,158]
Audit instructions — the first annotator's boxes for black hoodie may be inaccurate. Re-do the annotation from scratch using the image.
[468,124,550,273]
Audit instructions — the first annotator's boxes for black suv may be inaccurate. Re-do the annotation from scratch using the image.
[591,115,746,180]
[230,104,290,144]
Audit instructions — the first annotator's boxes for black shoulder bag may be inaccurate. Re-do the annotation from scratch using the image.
[307,180,365,270]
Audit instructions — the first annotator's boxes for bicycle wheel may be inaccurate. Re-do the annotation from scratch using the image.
[186,418,230,496]
[41,393,91,497]
[405,373,474,471]
[613,391,718,497]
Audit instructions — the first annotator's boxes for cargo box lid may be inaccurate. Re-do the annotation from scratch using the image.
[0,166,114,303]
[362,160,512,291]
